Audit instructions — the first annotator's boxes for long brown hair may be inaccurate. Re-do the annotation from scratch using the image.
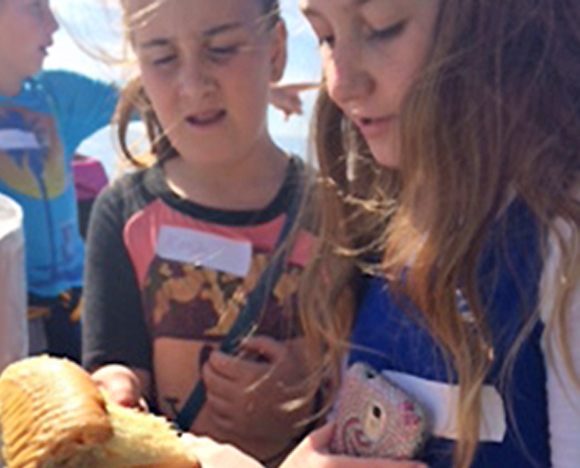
[301,1,580,467]
[114,0,281,166]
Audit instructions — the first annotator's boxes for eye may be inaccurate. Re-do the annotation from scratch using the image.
[152,54,177,66]
[307,22,334,49]
[318,35,335,49]
[29,0,43,13]
[367,20,408,42]
[206,45,240,63]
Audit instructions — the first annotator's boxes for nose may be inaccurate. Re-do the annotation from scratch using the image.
[177,53,216,99]
[45,7,59,36]
[324,40,373,108]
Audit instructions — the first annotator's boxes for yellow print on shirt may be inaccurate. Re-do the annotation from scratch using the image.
[145,253,301,339]
[0,107,64,199]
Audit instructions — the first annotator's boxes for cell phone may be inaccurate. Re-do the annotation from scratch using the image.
[329,362,428,459]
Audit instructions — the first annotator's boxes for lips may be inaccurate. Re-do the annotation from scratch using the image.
[353,115,395,139]
[358,116,392,126]
[185,110,226,127]
[39,42,53,56]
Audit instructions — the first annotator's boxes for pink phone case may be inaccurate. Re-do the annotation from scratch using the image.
[330,362,428,459]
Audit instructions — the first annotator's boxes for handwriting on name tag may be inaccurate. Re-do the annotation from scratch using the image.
[156,225,252,277]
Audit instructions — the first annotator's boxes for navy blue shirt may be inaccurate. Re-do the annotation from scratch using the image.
[350,201,550,467]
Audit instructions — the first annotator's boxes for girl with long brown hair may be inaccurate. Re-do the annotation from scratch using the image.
[286,0,580,467]
[179,1,580,466]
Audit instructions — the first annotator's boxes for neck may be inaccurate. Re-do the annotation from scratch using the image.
[163,135,289,211]
[0,74,22,97]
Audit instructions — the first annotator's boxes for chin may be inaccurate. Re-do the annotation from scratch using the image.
[369,145,400,169]
[3,78,24,97]
[23,64,43,80]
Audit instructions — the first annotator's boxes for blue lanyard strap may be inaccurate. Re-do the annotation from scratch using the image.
[175,183,303,431]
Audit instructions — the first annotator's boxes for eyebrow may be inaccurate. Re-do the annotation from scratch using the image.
[138,38,167,49]
[302,0,375,17]
[202,22,244,37]
[138,22,245,49]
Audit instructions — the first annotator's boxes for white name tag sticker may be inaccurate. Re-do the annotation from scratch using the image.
[156,226,252,277]
[382,370,506,442]
[0,129,42,150]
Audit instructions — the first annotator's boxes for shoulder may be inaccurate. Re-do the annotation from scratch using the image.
[33,70,116,114]
[94,167,158,218]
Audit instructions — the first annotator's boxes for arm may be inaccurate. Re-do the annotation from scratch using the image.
[91,364,150,410]
[269,82,319,119]
[42,70,119,148]
[539,221,580,468]
[82,183,153,400]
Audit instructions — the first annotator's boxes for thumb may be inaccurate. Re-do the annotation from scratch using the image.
[238,335,286,363]
[303,422,335,452]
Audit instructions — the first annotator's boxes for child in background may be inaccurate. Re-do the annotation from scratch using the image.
[83,0,318,465]
[286,0,580,467]
[0,0,120,362]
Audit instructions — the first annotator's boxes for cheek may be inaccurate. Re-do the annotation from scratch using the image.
[141,71,174,120]
[1,20,22,52]
[367,133,401,169]
[21,17,43,43]
[221,57,270,107]
[321,56,343,107]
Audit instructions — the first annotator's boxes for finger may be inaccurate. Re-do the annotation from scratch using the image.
[204,377,262,419]
[275,82,320,93]
[94,377,140,408]
[203,396,237,431]
[308,425,427,467]
[277,101,302,120]
[181,434,264,468]
[284,424,428,468]
[203,357,268,404]
[137,396,149,412]
[284,98,303,116]
[203,388,258,435]
[238,335,287,363]
[202,359,241,398]
[207,349,269,380]
[302,422,336,452]
[202,374,240,415]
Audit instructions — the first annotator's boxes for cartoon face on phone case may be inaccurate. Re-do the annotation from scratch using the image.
[330,362,428,459]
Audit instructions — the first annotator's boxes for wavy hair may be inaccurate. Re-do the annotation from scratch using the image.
[300,1,580,467]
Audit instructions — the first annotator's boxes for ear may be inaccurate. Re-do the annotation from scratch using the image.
[269,20,288,83]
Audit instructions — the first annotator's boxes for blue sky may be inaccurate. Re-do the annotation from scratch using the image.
[45,0,321,173]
